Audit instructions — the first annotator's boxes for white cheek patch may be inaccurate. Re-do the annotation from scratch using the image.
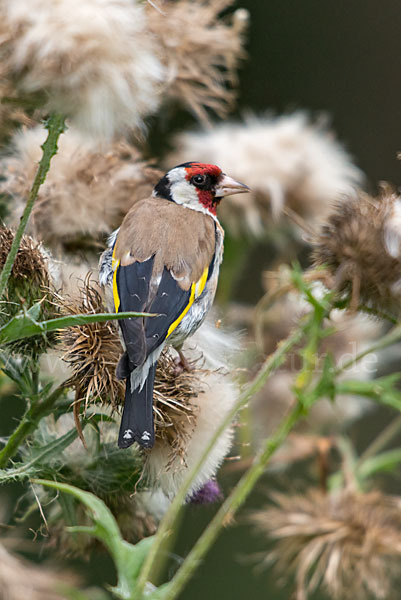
[167,166,220,223]
[170,180,199,207]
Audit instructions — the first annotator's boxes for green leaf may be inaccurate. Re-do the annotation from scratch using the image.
[290,262,333,313]
[357,448,401,480]
[0,426,79,483]
[33,480,155,600]
[336,374,401,412]
[0,351,33,395]
[0,310,156,345]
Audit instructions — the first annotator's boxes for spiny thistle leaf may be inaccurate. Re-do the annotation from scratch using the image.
[0,351,33,395]
[0,309,155,345]
[32,480,155,600]
[336,374,401,412]
[0,427,79,483]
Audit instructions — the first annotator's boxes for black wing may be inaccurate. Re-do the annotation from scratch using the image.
[114,256,193,371]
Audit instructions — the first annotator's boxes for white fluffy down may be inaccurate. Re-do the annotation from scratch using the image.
[169,113,363,234]
[2,125,158,246]
[145,321,240,500]
[384,197,401,259]
[4,0,164,138]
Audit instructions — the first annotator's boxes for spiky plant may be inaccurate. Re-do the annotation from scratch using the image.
[312,186,401,316]
[251,488,401,600]
[0,224,58,357]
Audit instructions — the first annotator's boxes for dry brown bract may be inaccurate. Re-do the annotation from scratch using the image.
[251,488,401,600]
[313,186,401,316]
[2,125,162,251]
[0,223,49,285]
[59,280,124,408]
[148,0,248,124]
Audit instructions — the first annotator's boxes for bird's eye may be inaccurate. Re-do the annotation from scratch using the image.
[192,174,206,186]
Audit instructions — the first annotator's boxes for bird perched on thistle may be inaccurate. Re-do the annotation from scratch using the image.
[99,162,249,449]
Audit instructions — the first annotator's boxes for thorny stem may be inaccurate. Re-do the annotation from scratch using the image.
[162,402,304,600]
[0,114,65,298]
[139,293,401,599]
[156,301,329,600]
[135,326,305,597]
[293,302,326,401]
[0,382,66,468]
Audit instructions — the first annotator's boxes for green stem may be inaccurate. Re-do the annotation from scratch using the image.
[356,413,401,469]
[135,326,305,596]
[335,323,401,376]
[162,401,304,600]
[157,301,328,598]
[0,382,66,468]
[0,114,65,298]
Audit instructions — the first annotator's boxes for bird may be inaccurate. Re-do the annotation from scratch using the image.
[99,162,249,449]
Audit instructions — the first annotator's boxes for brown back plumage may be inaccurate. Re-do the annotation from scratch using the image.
[113,196,217,291]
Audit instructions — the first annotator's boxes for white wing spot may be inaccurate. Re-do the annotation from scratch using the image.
[123,429,134,440]
[141,431,151,441]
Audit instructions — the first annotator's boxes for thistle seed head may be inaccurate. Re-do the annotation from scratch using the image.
[148,0,248,125]
[169,113,362,235]
[0,224,58,356]
[312,186,401,316]
[251,488,401,600]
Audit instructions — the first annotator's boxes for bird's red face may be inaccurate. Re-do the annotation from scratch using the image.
[183,163,223,215]
[154,161,249,217]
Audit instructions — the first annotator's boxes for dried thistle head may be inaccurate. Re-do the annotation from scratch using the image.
[145,322,239,500]
[2,125,162,252]
[0,224,58,356]
[58,279,124,408]
[148,0,248,124]
[153,350,200,465]
[58,279,209,467]
[250,488,401,600]
[0,542,76,600]
[169,113,362,235]
[1,0,164,139]
[313,186,401,316]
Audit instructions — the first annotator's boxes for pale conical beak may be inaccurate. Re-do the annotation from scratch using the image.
[215,174,250,198]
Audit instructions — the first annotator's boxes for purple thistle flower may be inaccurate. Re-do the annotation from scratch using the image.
[189,479,222,505]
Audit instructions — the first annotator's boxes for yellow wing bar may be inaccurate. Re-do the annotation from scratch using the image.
[112,248,120,312]
[166,266,209,339]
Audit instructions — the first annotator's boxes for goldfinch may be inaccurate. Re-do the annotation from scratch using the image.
[99,162,249,449]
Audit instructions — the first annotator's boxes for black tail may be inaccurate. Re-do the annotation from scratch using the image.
[118,364,156,449]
